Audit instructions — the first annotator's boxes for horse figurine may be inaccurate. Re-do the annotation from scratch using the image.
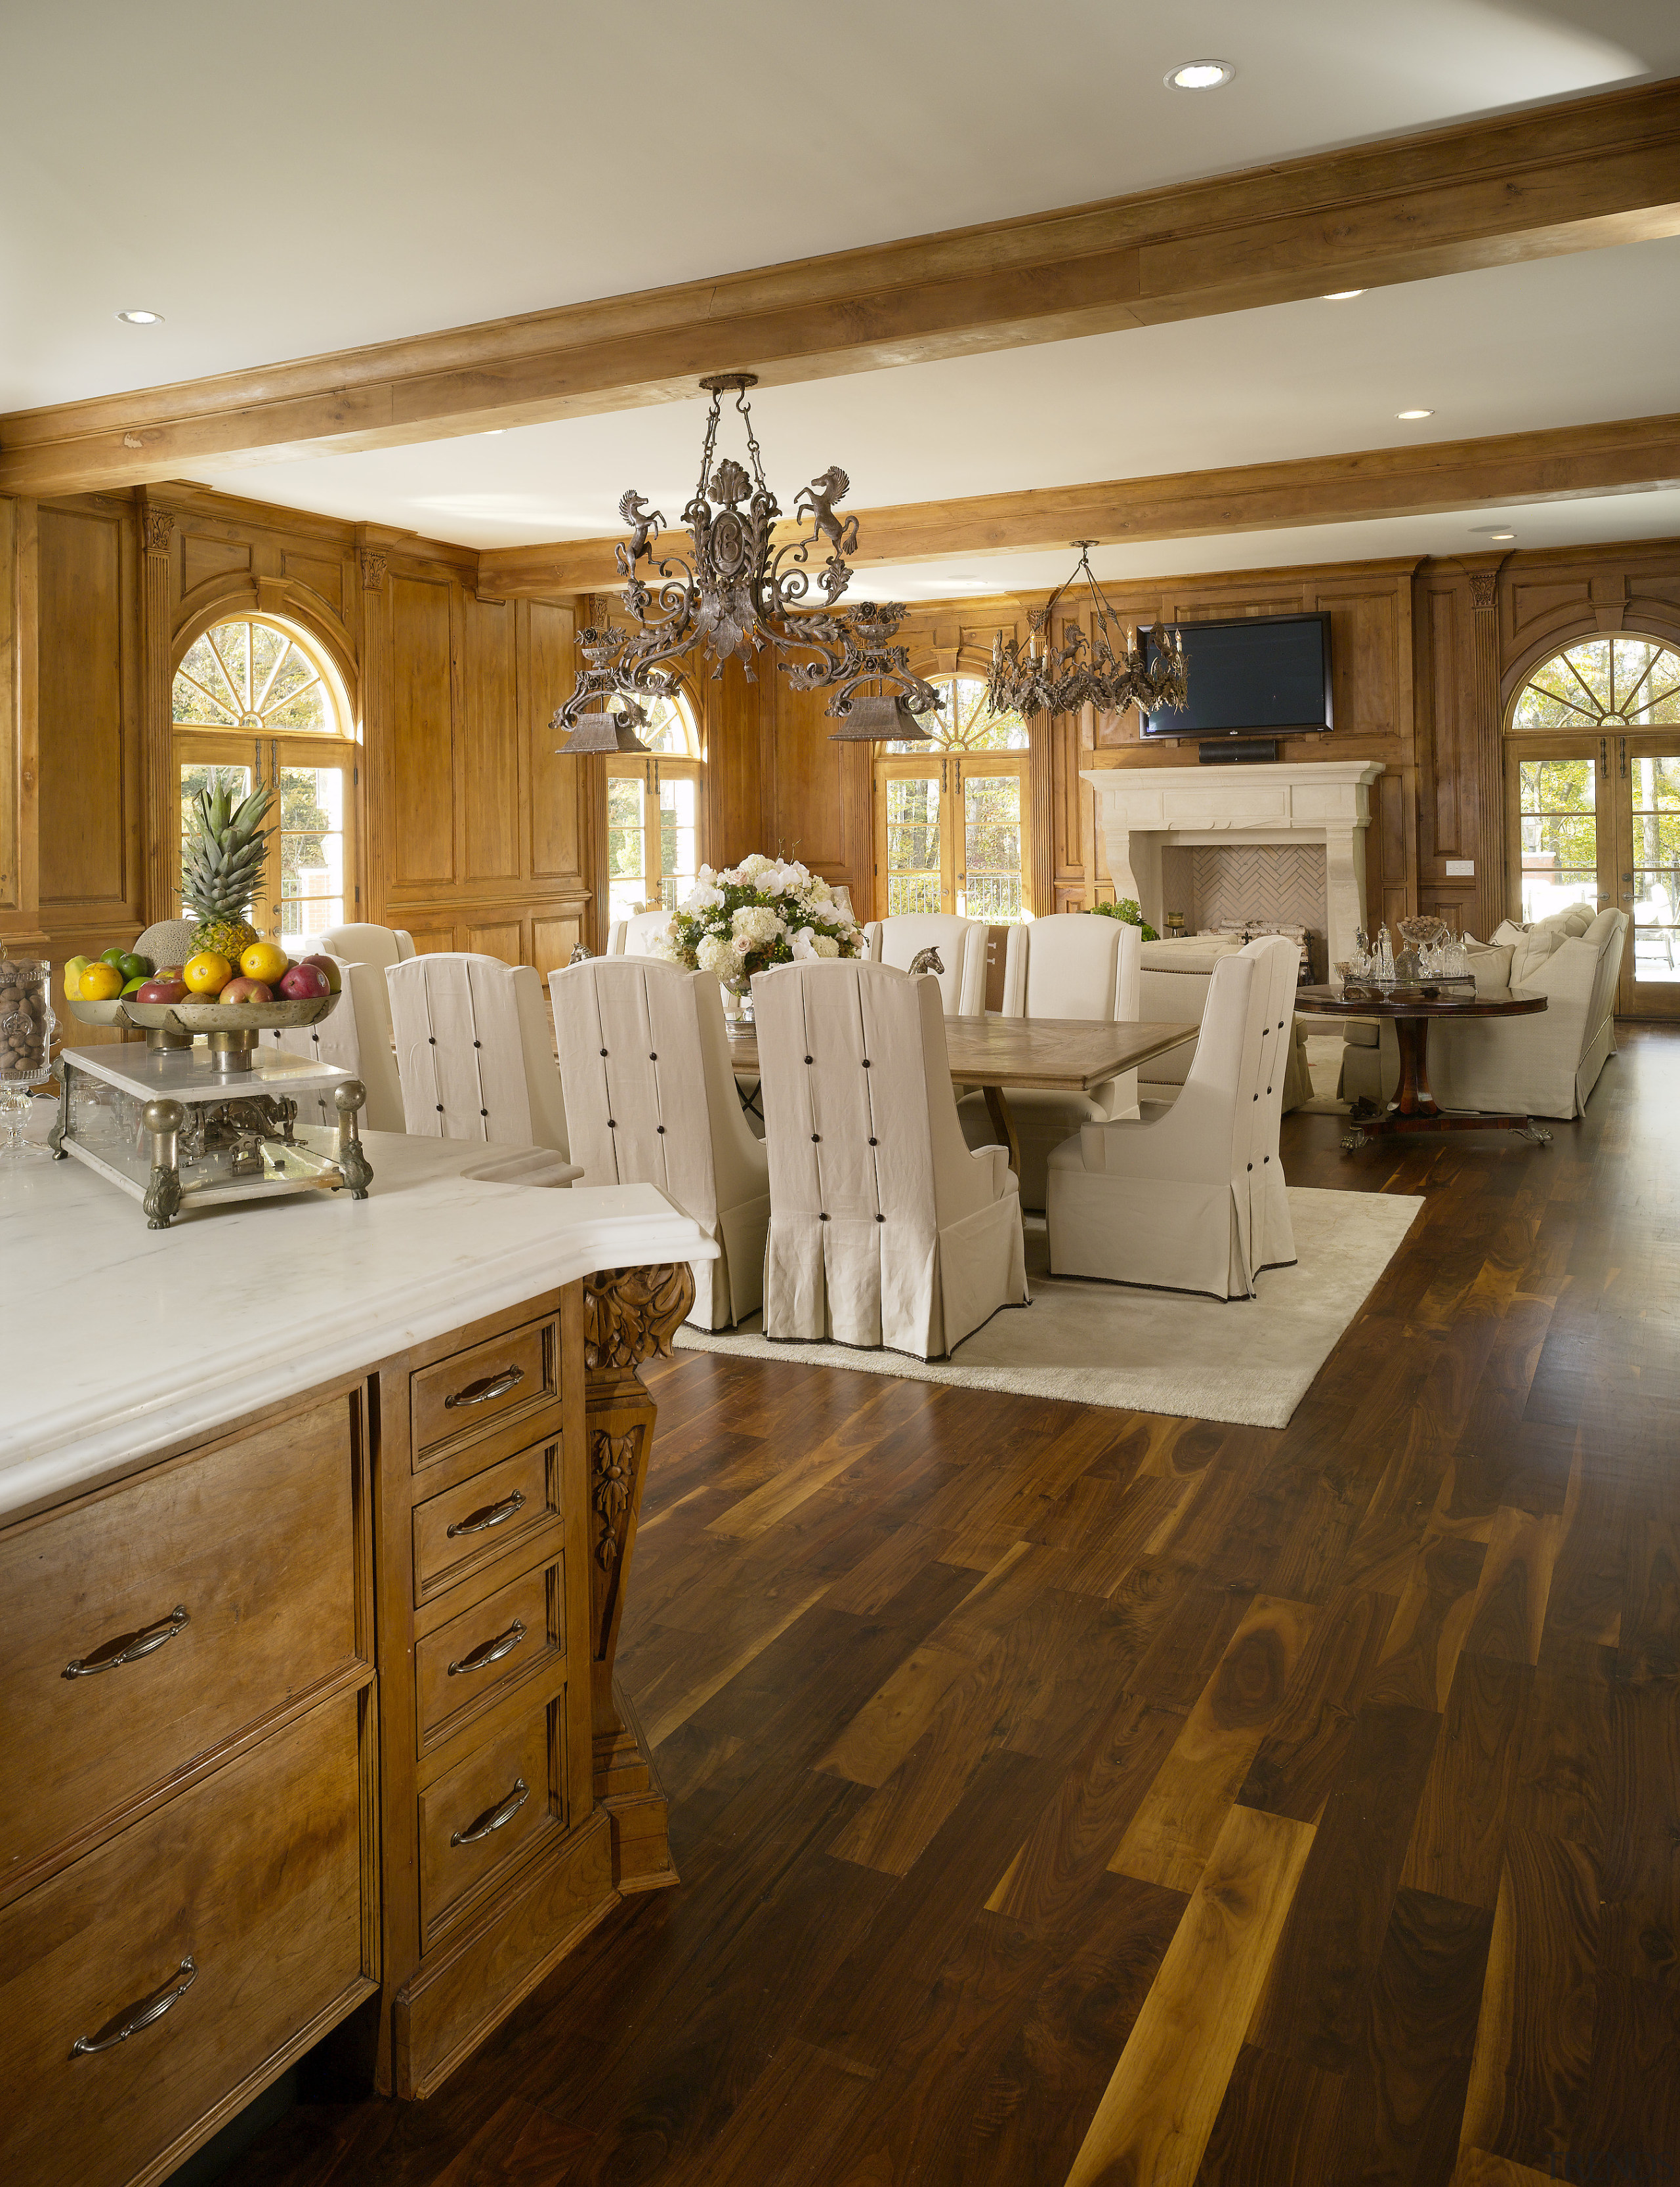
[615,490,665,575]
[795,467,859,559]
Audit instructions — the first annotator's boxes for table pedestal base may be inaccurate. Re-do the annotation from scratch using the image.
[1342,1012,1551,1151]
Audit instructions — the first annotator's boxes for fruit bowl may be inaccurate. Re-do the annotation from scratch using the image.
[123,991,341,1035]
[65,996,129,1029]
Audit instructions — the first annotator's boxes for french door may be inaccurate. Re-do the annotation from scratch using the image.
[875,751,1027,922]
[174,733,357,946]
[604,755,702,925]
[1505,734,1680,1018]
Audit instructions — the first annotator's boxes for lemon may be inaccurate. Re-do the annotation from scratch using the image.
[183,951,233,996]
[79,963,124,1001]
[63,955,90,999]
[239,941,289,985]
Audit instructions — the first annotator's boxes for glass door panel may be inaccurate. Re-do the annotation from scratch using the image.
[657,770,700,910]
[1515,752,1602,924]
[1625,744,1680,1009]
[883,771,945,916]
[272,747,348,944]
[960,766,1024,923]
[606,770,649,925]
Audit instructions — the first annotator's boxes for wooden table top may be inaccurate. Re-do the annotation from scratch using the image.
[1295,984,1547,1020]
[728,1014,1201,1091]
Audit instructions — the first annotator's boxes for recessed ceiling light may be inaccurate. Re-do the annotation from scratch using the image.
[1323,290,1364,301]
[1166,59,1235,89]
[116,309,164,325]
[1396,408,1435,420]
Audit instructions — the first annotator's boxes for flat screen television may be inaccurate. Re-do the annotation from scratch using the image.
[1138,610,1333,739]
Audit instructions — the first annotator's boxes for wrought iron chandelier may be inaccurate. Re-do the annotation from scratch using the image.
[984,541,1189,722]
[554,373,942,750]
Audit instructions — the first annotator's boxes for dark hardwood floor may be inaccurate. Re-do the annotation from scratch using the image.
[242,1024,1680,2187]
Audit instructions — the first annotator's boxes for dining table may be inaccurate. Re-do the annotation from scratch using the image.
[727,1014,1202,1178]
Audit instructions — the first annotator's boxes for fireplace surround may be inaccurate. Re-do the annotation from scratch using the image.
[1081,761,1385,972]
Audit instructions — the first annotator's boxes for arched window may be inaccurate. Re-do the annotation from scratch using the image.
[171,614,358,946]
[1506,634,1680,1007]
[605,691,705,925]
[877,675,1030,923]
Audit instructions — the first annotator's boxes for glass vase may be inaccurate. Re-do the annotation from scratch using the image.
[0,957,55,1163]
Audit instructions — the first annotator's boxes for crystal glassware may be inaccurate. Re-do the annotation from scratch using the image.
[0,957,56,1162]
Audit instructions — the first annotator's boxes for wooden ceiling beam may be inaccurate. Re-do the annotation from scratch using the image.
[5,79,1680,500]
[472,411,1680,596]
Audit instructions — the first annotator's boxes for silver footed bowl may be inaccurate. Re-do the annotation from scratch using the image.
[125,991,341,1034]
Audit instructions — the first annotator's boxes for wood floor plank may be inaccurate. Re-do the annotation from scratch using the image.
[1458,1827,1601,2174]
[1110,1594,1318,1894]
[1194,2044,1346,2186]
[1366,1533,1490,1714]
[1400,1654,1534,1911]
[1238,1585,1400,1824]
[1064,1802,1317,2187]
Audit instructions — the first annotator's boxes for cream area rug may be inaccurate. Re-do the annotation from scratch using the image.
[674,1186,1421,1430]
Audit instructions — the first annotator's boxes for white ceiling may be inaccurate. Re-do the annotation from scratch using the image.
[5,0,1680,412]
[183,237,1680,586]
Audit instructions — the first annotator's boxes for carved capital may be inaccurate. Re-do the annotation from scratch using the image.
[142,506,174,558]
[591,1429,637,1570]
[1469,571,1498,614]
[583,1262,694,1375]
[360,548,388,592]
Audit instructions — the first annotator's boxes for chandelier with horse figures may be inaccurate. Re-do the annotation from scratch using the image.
[553,373,942,749]
[984,542,1190,722]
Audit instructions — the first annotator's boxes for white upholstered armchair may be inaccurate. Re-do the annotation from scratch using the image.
[387,954,570,1153]
[957,911,1143,1210]
[861,914,987,1016]
[606,907,675,957]
[1045,949,1267,1300]
[265,955,406,1134]
[549,957,770,1330]
[753,959,1026,1358]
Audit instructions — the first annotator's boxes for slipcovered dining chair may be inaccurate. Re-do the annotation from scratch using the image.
[1045,949,1267,1299]
[861,914,986,1016]
[264,955,406,1134]
[1237,936,1301,1275]
[313,921,417,969]
[957,911,1143,1211]
[606,907,675,957]
[753,958,1026,1359]
[387,953,569,1152]
[549,957,769,1330]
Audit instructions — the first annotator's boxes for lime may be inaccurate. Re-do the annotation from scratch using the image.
[99,946,128,967]
[121,975,148,995]
[117,952,152,982]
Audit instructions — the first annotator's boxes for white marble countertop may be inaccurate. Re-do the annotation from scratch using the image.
[0,1131,716,1524]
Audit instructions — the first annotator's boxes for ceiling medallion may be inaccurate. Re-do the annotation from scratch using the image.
[553,373,940,752]
[984,543,1189,722]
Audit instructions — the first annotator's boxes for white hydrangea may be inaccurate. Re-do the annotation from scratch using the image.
[696,933,743,976]
[812,934,841,958]
[735,854,772,879]
[732,904,787,949]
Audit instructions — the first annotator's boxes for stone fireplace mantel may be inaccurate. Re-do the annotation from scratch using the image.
[1080,760,1385,967]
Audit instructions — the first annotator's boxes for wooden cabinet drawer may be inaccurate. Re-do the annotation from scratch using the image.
[0,1690,369,2187]
[411,1436,558,1605]
[419,1698,562,1940]
[411,1315,558,1472]
[0,1398,360,1886]
[415,1560,560,1755]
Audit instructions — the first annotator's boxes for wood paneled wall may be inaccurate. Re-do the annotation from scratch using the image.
[8,477,1680,978]
[11,487,591,980]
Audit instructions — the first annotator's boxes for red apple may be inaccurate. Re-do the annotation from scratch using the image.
[298,953,342,994]
[219,977,274,1004]
[278,962,329,999]
[135,978,187,1005]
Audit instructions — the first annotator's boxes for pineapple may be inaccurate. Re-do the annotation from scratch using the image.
[182,778,274,965]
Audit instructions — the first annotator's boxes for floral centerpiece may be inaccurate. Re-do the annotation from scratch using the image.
[655,854,864,1019]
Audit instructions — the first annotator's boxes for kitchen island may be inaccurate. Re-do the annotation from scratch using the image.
[0,1133,715,2186]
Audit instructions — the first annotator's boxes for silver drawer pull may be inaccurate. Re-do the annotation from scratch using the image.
[450,1778,530,1846]
[64,1605,190,1679]
[446,1489,526,1539]
[448,1619,527,1678]
[72,1957,197,2055]
[444,1365,524,1411]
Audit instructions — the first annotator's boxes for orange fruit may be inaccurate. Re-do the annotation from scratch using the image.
[79,963,124,1001]
[239,941,289,984]
[183,951,233,995]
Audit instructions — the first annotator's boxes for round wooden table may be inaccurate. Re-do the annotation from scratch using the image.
[1295,983,1553,1153]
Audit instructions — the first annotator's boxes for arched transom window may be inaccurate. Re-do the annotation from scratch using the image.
[1511,636,1680,732]
[886,674,1028,754]
[172,615,347,738]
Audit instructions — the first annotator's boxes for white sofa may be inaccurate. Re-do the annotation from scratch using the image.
[1139,934,1312,1111]
[1338,905,1628,1121]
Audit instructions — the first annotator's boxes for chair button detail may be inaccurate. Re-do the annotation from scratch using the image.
[436,1104,444,1113]
[819,1212,830,1221]
[600,1047,608,1057]
[875,1213,885,1224]
[868,1136,877,1146]
[811,1133,820,1143]
[862,1058,871,1068]
[649,1052,658,1061]
[428,1036,436,1045]
[656,1125,665,1135]
[805,1054,813,1064]
[1247,1161,1253,1171]
[607,1119,616,1129]
[473,1039,482,1049]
